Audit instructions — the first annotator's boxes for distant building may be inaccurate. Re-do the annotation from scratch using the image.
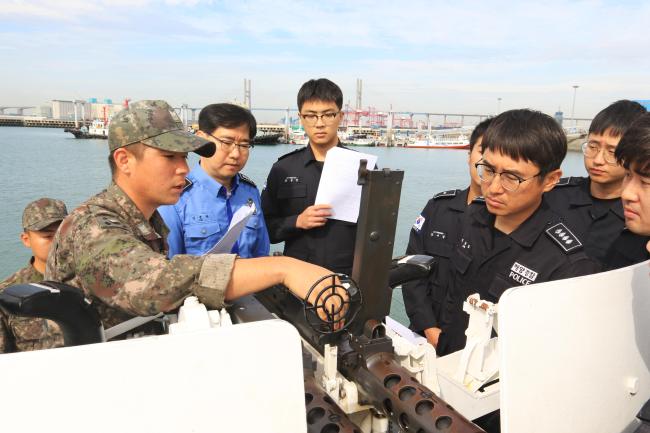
[52,100,76,119]
[51,99,123,121]
[554,110,564,126]
[39,104,52,118]
[89,101,123,120]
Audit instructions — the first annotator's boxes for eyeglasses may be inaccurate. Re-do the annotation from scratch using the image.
[475,162,540,192]
[208,133,253,153]
[581,141,617,165]
[300,112,340,125]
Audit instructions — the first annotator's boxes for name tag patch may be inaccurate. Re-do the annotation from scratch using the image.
[509,261,538,285]
[413,215,425,231]
[191,213,211,223]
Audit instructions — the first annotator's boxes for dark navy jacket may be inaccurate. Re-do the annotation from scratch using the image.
[402,188,482,332]
[261,144,356,275]
[545,176,624,264]
[604,229,650,270]
[437,200,601,356]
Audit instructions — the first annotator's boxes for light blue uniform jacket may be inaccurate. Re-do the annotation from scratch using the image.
[159,163,270,258]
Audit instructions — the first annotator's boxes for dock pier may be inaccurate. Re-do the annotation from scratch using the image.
[0,116,77,128]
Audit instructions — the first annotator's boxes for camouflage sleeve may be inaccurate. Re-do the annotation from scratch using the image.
[0,275,15,353]
[58,213,235,317]
[0,310,14,353]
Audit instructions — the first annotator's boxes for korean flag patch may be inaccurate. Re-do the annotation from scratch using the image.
[413,215,425,231]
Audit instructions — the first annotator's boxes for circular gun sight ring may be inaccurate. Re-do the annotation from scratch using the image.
[303,274,362,334]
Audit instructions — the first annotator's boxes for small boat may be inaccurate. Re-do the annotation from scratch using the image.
[64,119,108,139]
[404,131,470,149]
[253,132,282,145]
[289,127,308,145]
[341,133,376,147]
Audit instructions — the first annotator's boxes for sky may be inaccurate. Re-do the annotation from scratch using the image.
[1,0,649,121]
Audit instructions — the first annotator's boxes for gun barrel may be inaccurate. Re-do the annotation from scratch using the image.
[304,375,363,433]
[351,352,484,433]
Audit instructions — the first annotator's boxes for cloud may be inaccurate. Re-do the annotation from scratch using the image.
[1,0,649,115]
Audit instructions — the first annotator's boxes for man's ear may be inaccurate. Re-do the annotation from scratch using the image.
[113,147,133,176]
[542,169,563,193]
[20,232,31,249]
[195,130,208,140]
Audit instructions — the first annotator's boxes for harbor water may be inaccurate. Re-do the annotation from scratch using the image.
[0,127,587,324]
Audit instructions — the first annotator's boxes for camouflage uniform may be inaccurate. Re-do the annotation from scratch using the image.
[45,100,234,330]
[0,262,65,352]
[0,197,68,353]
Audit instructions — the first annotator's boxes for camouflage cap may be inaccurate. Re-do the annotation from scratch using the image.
[22,198,68,231]
[108,100,215,157]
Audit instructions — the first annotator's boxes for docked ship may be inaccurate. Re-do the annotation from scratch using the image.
[289,127,309,145]
[64,119,108,139]
[340,133,376,147]
[252,132,283,145]
[404,129,470,149]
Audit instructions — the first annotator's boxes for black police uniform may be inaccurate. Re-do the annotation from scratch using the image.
[436,199,601,356]
[261,144,356,275]
[604,229,650,270]
[545,176,624,264]
[402,188,484,333]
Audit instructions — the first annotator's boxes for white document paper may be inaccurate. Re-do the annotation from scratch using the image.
[314,147,378,223]
[384,316,427,345]
[204,203,255,255]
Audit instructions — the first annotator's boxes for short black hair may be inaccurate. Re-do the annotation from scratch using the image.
[469,117,493,151]
[481,109,567,177]
[108,143,146,178]
[589,100,646,137]
[297,78,343,111]
[198,103,257,139]
[615,113,650,176]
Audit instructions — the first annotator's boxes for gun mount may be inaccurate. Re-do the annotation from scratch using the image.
[0,281,103,346]
[254,161,484,433]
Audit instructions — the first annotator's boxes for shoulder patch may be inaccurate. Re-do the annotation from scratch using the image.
[95,215,126,230]
[545,222,583,252]
[555,176,582,187]
[278,146,307,161]
[239,173,256,187]
[433,190,459,200]
[413,215,426,231]
[183,177,193,191]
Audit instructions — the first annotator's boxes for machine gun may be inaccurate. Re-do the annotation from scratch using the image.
[232,161,485,433]
[0,162,484,433]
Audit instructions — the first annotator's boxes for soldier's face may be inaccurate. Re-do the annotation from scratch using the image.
[198,124,250,188]
[481,149,560,221]
[299,99,341,149]
[468,136,483,190]
[131,146,190,208]
[621,163,650,236]
[584,130,626,188]
[21,223,60,268]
